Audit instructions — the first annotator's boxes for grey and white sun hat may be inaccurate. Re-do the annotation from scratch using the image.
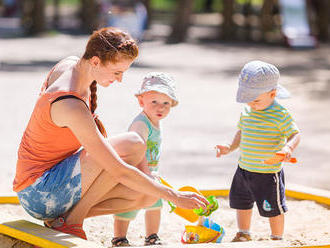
[236,60,291,103]
[135,72,178,107]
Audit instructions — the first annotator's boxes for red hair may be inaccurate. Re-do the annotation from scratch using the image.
[83,27,138,137]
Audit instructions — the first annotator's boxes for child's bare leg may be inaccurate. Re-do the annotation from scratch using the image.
[269,214,284,238]
[237,209,252,232]
[145,209,161,237]
[114,219,130,238]
[232,209,253,242]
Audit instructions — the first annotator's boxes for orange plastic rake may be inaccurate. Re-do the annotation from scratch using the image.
[263,152,297,165]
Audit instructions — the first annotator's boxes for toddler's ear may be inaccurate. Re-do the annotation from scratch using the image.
[270,89,277,99]
[137,95,144,107]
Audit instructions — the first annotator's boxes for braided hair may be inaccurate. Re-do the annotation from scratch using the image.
[83,27,138,137]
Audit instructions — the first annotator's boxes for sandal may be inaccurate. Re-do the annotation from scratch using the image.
[144,233,162,246]
[45,217,87,240]
[270,235,283,240]
[231,232,252,242]
[111,237,130,247]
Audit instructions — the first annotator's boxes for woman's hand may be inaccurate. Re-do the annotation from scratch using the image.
[171,190,209,210]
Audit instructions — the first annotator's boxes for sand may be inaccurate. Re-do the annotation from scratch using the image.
[0,197,330,247]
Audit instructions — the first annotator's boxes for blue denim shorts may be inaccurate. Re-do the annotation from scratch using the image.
[17,150,82,220]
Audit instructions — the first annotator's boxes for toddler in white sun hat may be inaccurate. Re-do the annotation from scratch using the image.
[112,72,178,247]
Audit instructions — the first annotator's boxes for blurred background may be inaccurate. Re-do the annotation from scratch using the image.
[0,0,329,45]
[0,0,330,193]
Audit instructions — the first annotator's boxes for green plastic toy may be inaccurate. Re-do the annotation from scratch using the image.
[193,196,219,216]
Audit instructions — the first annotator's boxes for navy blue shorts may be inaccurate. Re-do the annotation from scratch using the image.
[229,166,287,217]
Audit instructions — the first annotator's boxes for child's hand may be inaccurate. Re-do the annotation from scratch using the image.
[278,145,293,162]
[215,144,231,157]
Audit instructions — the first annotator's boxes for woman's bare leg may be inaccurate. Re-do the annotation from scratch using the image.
[86,183,157,217]
[64,132,154,225]
[80,132,146,197]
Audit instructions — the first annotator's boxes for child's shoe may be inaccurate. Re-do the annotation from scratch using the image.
[231,232,252,242]
[270,235,283,241]
[111,237,130,247]
[144,233,162,246]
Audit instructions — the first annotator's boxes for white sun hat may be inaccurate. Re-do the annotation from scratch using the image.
[236,60,291,103]
[135,72,178,107]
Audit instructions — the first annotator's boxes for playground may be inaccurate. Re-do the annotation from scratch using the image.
[1,3,330,246]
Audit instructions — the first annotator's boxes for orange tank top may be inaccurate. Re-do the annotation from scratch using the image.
[13,67,88,192]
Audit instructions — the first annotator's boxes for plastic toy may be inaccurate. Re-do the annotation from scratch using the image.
[263,152,297,165]
[181,223,225,244]
[193,195,218,216]
[159,177,219,223]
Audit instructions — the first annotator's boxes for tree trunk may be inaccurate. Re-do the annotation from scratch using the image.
[221,0,235,40]
[243,0,252,41]
[167,0,194,44]
[261,0,275,41]
[204,0,213,12]
[80,0,100,33]
[53,0,60,29]
[141,0,152,28]
[21,0,45,35]
[312,0,329,41]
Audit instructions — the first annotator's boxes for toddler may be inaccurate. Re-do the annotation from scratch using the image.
[216,60,300,242]
[112,72,178,246]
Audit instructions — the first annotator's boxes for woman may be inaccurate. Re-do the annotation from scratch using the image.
[14,27,208,240]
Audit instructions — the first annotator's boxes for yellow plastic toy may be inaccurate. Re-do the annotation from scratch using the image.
[181,225,225,244]
[160,177,201,222]
[159,178,218,223]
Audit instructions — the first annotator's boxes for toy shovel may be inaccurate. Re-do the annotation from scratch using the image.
[263,152,297,165]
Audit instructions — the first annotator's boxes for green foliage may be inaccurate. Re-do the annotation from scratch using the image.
[46,0,80,6]
[236,0,263,6]
[44,0,264,11]
[43,0,264,13]
[151,0,263,13]
[151,0,177,11]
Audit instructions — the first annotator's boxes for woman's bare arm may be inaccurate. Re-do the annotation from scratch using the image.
[50,99,207,209]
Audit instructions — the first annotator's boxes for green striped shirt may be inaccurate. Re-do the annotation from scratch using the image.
[238,101,299,173]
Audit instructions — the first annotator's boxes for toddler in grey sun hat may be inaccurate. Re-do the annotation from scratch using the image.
[236,60,291,103]
[135,72,179,106]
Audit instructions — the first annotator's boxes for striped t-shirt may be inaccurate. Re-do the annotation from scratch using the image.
[238,101,299,173]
